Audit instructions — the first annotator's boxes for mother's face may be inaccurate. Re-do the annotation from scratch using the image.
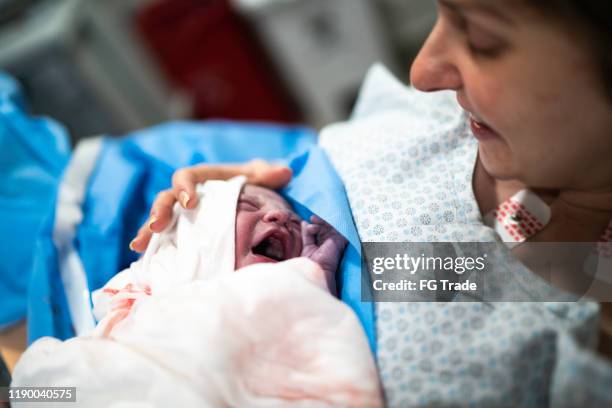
[410,0,612,191]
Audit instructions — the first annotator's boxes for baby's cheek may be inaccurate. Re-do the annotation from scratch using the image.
[234,234,251,269]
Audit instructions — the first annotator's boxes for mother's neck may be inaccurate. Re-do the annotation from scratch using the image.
[474,158,612,241]
[548,188,612,241]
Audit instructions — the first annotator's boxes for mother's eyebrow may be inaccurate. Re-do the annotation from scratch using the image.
[438,0,515,26]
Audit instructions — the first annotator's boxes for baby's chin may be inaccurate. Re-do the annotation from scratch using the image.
[235,252,292,270]
[236,253,280,270]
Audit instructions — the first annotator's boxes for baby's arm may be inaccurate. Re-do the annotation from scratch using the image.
[300,216,348,296]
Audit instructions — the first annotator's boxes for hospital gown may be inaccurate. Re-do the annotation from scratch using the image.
[319,64,612,407]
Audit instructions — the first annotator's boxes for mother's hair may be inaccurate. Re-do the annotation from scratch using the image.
[524,0,612,99]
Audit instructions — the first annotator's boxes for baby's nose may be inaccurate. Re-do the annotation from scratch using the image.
[263,209,290,225]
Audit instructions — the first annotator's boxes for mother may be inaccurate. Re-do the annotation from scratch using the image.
[132,1,612,406]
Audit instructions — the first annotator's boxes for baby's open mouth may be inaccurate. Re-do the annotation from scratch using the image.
[252,230,290,262]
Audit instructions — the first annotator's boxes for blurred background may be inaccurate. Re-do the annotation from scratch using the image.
[0,0,436,144]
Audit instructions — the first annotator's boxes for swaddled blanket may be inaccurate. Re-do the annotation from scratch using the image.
[12,178,382,407]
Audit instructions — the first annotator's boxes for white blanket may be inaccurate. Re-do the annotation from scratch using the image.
[12,178,382,407]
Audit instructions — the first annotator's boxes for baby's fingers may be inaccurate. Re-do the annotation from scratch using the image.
[310,215,338,240]
[318,228,348,253]
[301,221,318,248]
[310,215,326,225]
[310,215,336,233]
[306,224,321,235]
[330,232,348,251]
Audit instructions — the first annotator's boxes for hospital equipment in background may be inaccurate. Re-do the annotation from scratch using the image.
[0,0,436,140]
[376,0,437,66]
[0,0,189,143]
[231,0,397,128]
[135,0,301,125]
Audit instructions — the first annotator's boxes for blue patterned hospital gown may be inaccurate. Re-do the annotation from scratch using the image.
[319,64,612,407]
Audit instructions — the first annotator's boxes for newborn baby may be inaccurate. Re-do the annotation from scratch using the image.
[91,179,346,337]
[236,185,346,294]
[12,177,382,407]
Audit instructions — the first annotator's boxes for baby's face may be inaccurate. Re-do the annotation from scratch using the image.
[235,185,303,269]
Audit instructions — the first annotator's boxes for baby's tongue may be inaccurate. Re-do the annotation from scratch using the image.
[255,236,285,261]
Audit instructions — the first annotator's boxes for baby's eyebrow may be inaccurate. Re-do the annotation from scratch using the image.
[238,193,261,205]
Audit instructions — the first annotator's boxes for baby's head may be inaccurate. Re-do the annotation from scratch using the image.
[235,185,303,269]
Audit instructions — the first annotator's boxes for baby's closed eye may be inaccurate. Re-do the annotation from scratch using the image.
[238,196,260,211]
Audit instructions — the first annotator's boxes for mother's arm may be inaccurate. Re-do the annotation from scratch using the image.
[130,160,292,252]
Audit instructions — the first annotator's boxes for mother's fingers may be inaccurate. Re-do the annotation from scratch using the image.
[130,189,176,253]
[245,159,293,189]
[132,159,293,253]
[172,168,200,209]
[130,223,152,253]
[148,189,178,232]
[171,160,292,210]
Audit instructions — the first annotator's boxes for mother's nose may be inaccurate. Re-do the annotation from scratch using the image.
[263,209,290,225]
[410,21,463,92]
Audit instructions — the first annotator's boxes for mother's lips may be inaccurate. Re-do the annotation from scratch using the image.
[456,96,501,141]
[468,113,500,141]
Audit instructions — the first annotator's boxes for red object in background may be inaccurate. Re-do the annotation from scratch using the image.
[136,0,300,122]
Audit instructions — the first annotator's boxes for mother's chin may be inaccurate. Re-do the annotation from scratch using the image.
[476,141,522,182]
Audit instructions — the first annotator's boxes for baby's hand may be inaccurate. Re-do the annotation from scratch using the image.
[300,216,348,295]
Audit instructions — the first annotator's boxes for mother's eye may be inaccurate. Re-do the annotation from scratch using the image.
[465,24,508,58]
[443,9,508,59]
[467,40,505,58]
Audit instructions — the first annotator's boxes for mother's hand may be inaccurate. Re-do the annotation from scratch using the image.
[130,159,292,252]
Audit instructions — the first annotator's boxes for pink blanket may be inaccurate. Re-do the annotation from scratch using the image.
[12,258,383,407]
